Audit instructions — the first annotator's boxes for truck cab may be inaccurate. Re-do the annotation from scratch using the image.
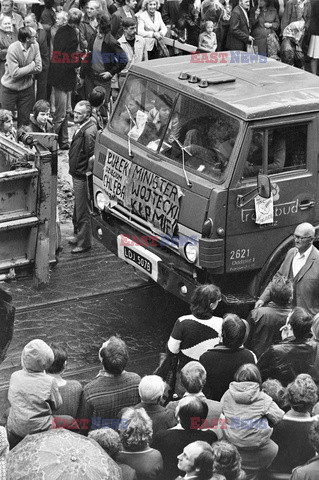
[89,56,319,308]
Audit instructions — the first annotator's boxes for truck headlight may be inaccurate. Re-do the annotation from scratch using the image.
[184,242,197,263]
[96,192,110,211]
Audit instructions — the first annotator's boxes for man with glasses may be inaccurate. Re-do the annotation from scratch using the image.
[1,26,42,127]
[256,222,319,316]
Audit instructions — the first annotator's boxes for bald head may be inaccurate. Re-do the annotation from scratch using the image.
[294,223,315,254]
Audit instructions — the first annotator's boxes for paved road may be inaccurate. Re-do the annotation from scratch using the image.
[0,222,188,421]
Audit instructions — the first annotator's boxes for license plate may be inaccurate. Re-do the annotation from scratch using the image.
[124,246,152,275]
[117,235,161,282]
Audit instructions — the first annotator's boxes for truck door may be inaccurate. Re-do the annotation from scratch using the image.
[225,116,318,274]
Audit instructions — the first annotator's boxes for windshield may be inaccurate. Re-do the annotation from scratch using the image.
[111,75,240,182]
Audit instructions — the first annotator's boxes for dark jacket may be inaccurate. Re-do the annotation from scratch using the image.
[79,14,98,51]
[200,345,256,401]
[257,337,317,386]
[80,31,127,79]
[68,118,97,179]
[49,24,81,92]
[227,5,250,50]
[36,23,50,71]
[111,7,135,39]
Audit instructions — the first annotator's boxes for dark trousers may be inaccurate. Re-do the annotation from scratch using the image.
[72,176,92,249]
[2,84,34,127]
[35,68,49,101]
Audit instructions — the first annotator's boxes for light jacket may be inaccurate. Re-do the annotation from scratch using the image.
[137,10,167,51]
[221,381,284,449]
[7,340,62,437]
[1,41,42,91]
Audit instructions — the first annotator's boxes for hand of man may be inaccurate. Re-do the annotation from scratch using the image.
[264,22,272,28]
[255,299,264,308]
[248,36,255,42]
[100,72,112,80]
[153,32,162,40]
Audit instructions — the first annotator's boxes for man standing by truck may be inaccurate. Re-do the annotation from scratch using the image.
[68,100,97,254]
[256,222,319,316]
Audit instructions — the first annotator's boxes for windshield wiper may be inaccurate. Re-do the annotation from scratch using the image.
[172,136,192,187]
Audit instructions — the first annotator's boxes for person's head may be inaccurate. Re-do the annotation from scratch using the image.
[204,20,215,34]
[67,8,83,27]
[55,10,68,26]
[234,364,262,386]
[73,100,92,125]
[309,419,319,454]
[288,306,313,340]
[86,0,100,18]
[0,109,13,133]
[24,13,37,29]
[268,274,293,306]
[21,339,54,372]
[88,86,106,109]
[181,361,207,394]
[18,27,37,46]
[262,379,287,410]
[1,0,13,15]
[178,441,214,480]
[212,441,246,480]
[285,374,318,413]
[99,335,128,375]
[138,375,165,404]
[239,0,250,9]
[122,16,137,40]
[33,100,50,126]
[0,14,12,32]
[46,343,68,374]
[176,396,208,430]
[293,222,315,255]
[44,0,55,8]
[142,0,159,12]
[97,12,111,34]
[190,283,222,319]
[312,313,319,340]
[119,407,153,451]
[221,314,246,350]
[88,428,121,459]
[125,0,137,10]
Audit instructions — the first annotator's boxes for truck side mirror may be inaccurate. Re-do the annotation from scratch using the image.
[237,174,272,208]
[258,174,271,199]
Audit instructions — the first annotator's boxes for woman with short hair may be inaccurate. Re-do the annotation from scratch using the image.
[117,407,163,480]
[0,108,16,141]
[137,0,167,59]
[271,373,318,473]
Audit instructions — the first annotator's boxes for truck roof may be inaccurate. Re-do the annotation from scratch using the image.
[131,55,319,120]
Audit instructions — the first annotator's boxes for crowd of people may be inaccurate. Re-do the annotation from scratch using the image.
[1,222,319,479]
[0,0,317,146]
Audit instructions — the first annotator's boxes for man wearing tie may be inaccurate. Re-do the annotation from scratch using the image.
[227,0,254,50]
[68,101,97,254]
[256,222,319,316]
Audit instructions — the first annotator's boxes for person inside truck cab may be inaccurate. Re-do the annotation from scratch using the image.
[182,116,238,172]
[244,128,286,178]
[138,93,180,150]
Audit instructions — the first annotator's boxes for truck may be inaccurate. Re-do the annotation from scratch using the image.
[88,54,319,311]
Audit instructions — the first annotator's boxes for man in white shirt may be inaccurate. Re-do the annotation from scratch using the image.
[256,222,319,315]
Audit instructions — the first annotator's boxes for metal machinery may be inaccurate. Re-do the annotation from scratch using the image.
[0,133,59,288]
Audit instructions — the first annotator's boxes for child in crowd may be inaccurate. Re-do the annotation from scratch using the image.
[221,363,284,478]
[6,339,62,449]
[88,86,107,130]
[0,109,16,141]
[198,20,217,52]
